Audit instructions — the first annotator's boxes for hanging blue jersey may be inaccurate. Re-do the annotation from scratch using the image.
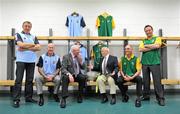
[80,46,87,63]
[15,32,39,63]
[65,14,86,37]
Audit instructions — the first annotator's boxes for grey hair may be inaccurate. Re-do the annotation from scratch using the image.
[101,47,109,52]
[70,45,80,52]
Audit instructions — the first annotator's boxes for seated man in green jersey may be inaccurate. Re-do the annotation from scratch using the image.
[117,44,142,107]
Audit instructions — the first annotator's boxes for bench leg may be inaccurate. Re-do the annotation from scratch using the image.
[162,85,165,93]
[85,86,94,96]
[10,86,13,96]
[48,86,54,95]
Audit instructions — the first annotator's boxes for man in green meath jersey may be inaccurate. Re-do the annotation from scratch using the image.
[117,44,142,107]
[139,25,165,106]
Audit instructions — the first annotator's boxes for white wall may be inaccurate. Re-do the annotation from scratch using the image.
[0,0,180,85]
[0,0,180,36]
[0,0,1,43]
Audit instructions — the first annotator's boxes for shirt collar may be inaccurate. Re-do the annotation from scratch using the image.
[22,31,31,35]
[46,52,55,56]
[146,35,155,40]
[104,54,109,59]
[125,54,134,60]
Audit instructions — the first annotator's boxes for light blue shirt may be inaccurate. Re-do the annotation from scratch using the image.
[41,54,59,76]
[15,32,38,63]
[66,15,86,37]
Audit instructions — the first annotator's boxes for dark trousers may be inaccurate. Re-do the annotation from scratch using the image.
[61,74,86,98]
[117,76,143,97]
[13,62,35,101]
[142,65,164,100]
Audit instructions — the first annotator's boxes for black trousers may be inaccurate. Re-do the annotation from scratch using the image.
[142,64,164,100]
[117,76,143,97]
[13,62,35,101]
[61,74,86,98]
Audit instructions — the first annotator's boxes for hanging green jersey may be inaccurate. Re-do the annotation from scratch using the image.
[91,43,107,71]
[96,15,115,36]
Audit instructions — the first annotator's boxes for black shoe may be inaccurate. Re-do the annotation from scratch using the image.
[101,96,108,103]
[135,99,141,107]
[25,98,37,103]
[53,94,60,102]
[38,97,44,106]
[77,96,83,103]
[158,99,165,106]
[110,98,116,105]
[60,98,66,108]
[13,100,19,108]
[141,96,150,101]
[122,95,129,102]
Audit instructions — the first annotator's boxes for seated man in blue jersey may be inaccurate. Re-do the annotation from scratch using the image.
[35,43,61,106]
[117,44,143,107]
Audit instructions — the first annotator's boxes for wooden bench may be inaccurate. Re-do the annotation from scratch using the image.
[45,81,97,86]
[0,80,97,87]
[122,79,180,86]
[161,79,179,85]
[0,79,179,87]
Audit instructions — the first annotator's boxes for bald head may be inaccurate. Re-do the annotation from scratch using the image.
[125,44,133,56]
[48,43,55,47]
[47,43,55,56]
[101,47,109,57]
[125,44,133,50]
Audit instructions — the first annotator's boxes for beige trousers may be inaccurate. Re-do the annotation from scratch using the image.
[96,75,116,94]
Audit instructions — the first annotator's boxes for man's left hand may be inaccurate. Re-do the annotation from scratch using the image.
[111,71,115,76]
[46,75,54,81]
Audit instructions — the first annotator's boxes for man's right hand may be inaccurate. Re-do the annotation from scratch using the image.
[67,73,74,82]
[45,76,53,81]
[123,75,130,81]
[87,64,93,70]
[123,75,134,81]
[18,47,27,51]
